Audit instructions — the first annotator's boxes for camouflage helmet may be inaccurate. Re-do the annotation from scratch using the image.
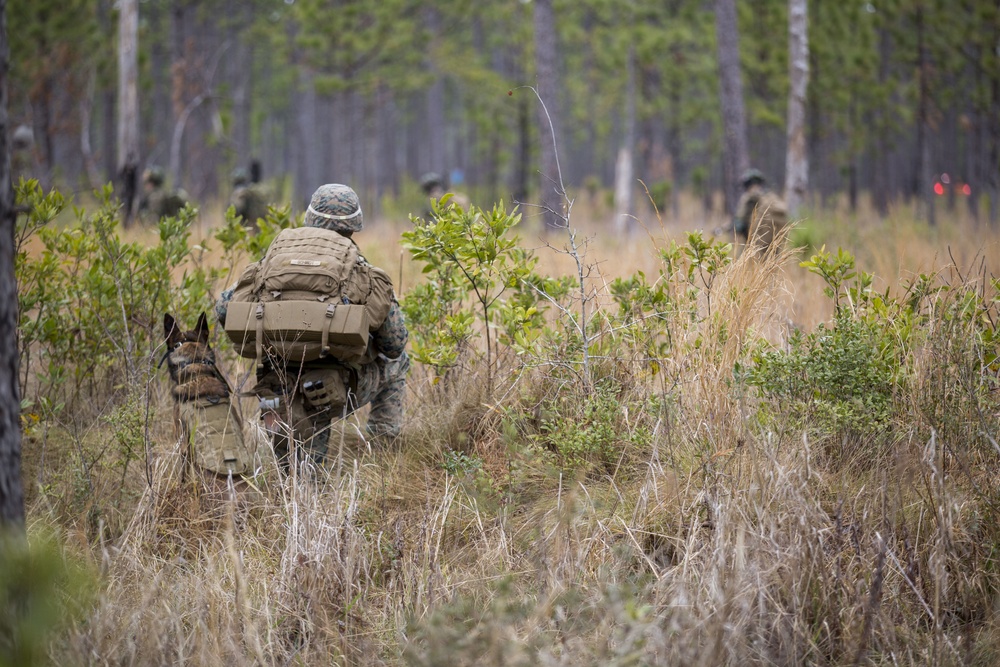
[304,183,363,233]
[143,165,166,186]
[419,171,445,194]
[740,168,766,189]
[231,167,250,187]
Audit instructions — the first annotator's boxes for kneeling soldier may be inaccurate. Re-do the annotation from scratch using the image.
[217,183,409,468]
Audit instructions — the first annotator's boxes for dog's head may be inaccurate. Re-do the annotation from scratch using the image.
[162,312,219,385]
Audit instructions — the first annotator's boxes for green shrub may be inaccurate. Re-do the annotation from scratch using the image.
[0,529,96,667]
[532,380,655,473]
[401,199,569,385]
[745,313,903,443]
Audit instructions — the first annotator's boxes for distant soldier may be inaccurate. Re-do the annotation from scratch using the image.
[229,167,269,232]
[419,171,470,220]
[730,168,788,254]
[139,166,188,222]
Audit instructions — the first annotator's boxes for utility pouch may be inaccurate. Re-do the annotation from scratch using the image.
[298,369,349,412]
[302,379,332,407]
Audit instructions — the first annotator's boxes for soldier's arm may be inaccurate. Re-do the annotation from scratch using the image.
[371,300,408,360]
[733,195,758,236]
[215,283,237,327]
[231,189,247,218]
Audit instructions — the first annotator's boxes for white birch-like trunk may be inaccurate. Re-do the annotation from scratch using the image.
[533,0,563,229]
[784,0,808,218]
[614,148,633,233]
[614,44,636,234]
[80,73,102,190]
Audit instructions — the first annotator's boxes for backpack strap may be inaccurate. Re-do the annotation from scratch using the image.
[320,303,336,357]
[255,303,265,366]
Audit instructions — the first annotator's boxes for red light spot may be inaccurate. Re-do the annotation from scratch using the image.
[962,184,971,196]
[933,182,944,196]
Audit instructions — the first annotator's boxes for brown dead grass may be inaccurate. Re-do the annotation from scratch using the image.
[22,192,1000,665]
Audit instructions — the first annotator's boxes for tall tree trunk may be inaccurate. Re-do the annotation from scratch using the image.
[29,66,55,189]
[102,87,116,184]
[664,63,684,221]
[0,0,24,527]
[424,6,445,177]
[989,76,1000,226]
[147,0,169,168]
[965,108,978,223]
[514,93,530,203]
[80,74,102,189]
[873,26,891,216]
[186,17,222,202]
[914,6,935,225]
[294,67,318,206]
[98,0,116,183]
[379,86,399,199]
[714,0,750,214]
[118,0,140,227]
[231,0,252,166]
[425,75,446,176]
[614,44,636,234]
[784,0,808,218]
[533,0,563,229]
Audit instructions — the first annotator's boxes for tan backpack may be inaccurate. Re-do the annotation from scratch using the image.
[749,190,789,250]
[224,227,394,364]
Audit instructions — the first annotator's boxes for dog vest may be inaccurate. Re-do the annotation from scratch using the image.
[178,398,252,475]
[224,227,394,365]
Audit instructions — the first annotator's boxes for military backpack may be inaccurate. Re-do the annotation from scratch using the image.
[224,226,394,365]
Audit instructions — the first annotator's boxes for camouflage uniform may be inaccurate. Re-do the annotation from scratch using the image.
[230,168,270,231]
[139,166,188,222]
[216,184,409,466]
[731,169,787,253]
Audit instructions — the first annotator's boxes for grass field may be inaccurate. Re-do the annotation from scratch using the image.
[6,189,1000,665]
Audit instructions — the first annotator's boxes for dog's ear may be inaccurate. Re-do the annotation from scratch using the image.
[164,313,182,347]
[195,311,210,343]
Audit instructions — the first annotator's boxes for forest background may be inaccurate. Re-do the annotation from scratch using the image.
[9,0,1000,225]
[4,0,1000,665]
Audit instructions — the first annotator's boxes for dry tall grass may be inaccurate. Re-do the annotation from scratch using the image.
[18,195,1000,665]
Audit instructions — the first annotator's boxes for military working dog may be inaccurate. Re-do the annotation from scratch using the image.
[162,312,255,481]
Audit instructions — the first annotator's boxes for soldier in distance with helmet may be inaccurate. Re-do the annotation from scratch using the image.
[216,184,410,469]
[419,171,470,220]
[229,167,270,232]
[724,168,788,255]
[139,166,189,223]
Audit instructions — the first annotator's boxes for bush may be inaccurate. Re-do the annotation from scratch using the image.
[745,313,903,447]
[0,529,96,667]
